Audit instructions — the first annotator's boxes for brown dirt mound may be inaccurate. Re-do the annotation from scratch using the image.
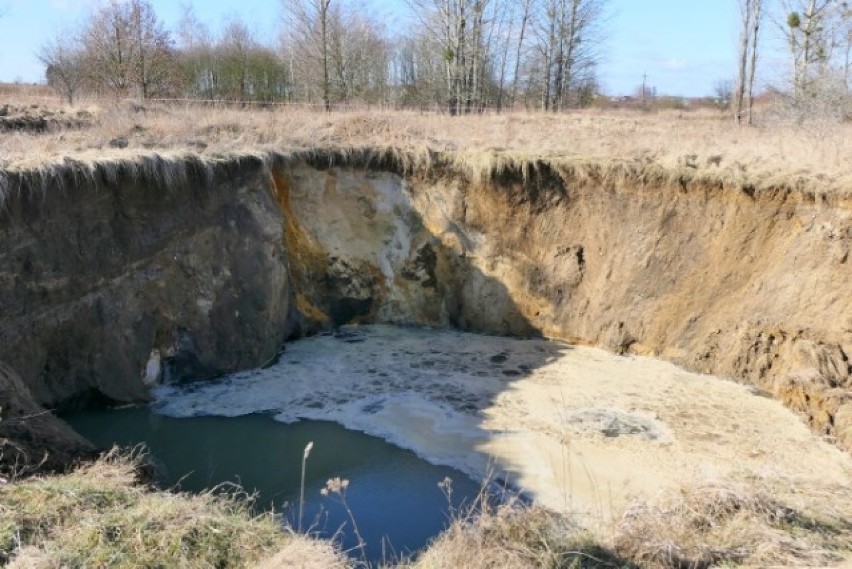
[0,362,94,478]
[0,104,92,133]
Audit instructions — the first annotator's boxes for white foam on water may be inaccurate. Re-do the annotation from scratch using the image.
[153,325,535,482]
[152,324,852,519]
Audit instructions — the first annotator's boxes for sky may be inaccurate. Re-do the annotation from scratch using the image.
[0,0,769,97]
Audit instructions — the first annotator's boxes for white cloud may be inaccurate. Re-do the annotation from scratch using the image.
[661,58,687,71]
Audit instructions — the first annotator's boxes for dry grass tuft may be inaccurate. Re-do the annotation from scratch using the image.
[407,478,852,569]
[409,500,631,569]
[0,450,343,568]
[614,481,852,568]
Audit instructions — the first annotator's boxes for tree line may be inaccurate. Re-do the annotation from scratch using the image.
[38,0,607,113]
[38,0,852,119]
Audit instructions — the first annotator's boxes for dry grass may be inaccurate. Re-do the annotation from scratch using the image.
[408,501,630,569]
[0,450,345,569]
[1,92,851,194]
[614,479,852,568]
[406,477,852,569]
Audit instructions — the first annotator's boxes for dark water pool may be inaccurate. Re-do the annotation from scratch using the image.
[65,407,482,564]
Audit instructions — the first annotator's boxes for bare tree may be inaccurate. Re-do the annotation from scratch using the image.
[175,12,289,102]
[83,0,135,96]
[82,0,174,99]
[780,0,836,97]
[176,3,214,98]
[219,17,256,99]
[332,14,391,103]
[832,1,851,92]
[286,0,334,110]
[735,1,751,122]
[746,0,763,122]
[128,0,175,99]
[400,0,605,113]
[318,0,332,110]
[510,0,534,108]
[176,3,210,51]
[392,33,447,107]
[534,0,607,111]
[714,78,734,108]
[38,30,87,105]
[469,0,489,111]
[404,0,471,114]
[405,0,500,114]
[491,2,513,110]
[735,0,763,124]
[283,0,389,108]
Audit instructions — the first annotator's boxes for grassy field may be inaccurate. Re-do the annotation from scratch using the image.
[1,90,851,194]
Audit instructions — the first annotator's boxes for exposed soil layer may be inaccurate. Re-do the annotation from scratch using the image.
[0,104,93,134]
[0,362,94,477]
[0,156,291,408]
[272,157,852,451]
[0,150,850,467]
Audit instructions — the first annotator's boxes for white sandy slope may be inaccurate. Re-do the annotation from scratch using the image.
[153,325,852,526]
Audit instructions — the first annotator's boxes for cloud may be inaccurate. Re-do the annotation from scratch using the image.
[661,58,687,71]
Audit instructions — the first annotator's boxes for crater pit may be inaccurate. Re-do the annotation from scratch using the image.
[1,150,851,547]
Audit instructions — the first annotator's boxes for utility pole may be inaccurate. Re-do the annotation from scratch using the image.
[641,71,647,104]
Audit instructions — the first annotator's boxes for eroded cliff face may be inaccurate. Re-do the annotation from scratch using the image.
[452,166,852,449]
[269,159,852,450]
[0,361,94,475]
[0,156,291,408]
[1,152,850,454]
[271,164,535,336]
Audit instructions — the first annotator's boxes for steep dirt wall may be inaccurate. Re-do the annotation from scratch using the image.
[0,156,292,408]
[0,361,95,475]
[269,164,536,337]
[451,165,852,449]
[271,159,852,450]
[1,152,850,453]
